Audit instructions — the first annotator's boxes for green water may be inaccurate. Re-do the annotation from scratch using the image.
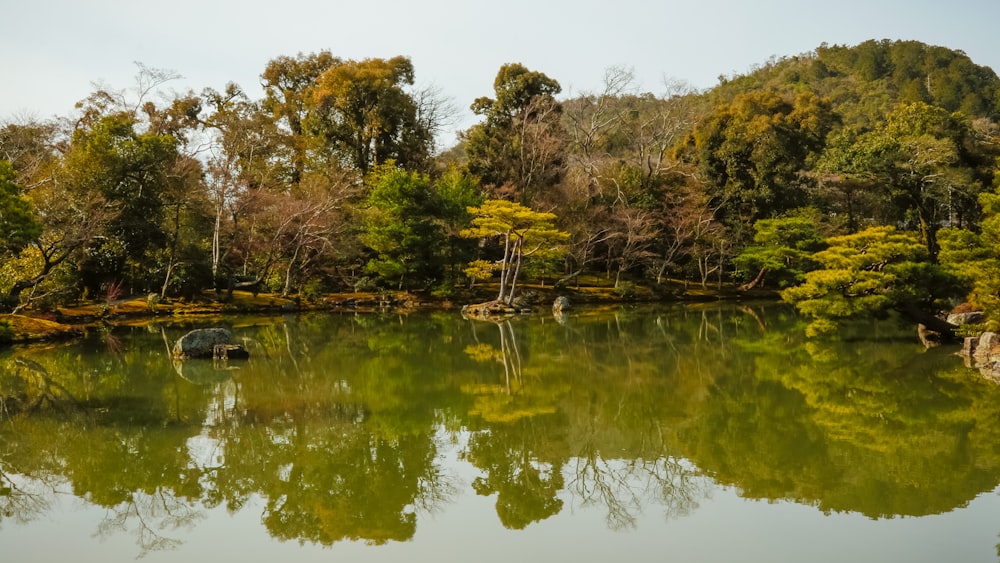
[3,303,1000,562]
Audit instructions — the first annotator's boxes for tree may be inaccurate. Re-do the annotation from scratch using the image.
[781,226,961,338]
[261,51,342,185]
[360,164,446,290]
[433,166,484,286]
[816,102,989,260]
[462,200,568,304]
[63,111,181,294]
[606,206,659,288]
[948,173,1000,319]
[0,161,40,256]
[1,161,113,311]
[463,64,565,206]
[691,90,835,242]
[733,211,827,291]
[309,56,432,175]
[653,177,724,284]
[203,83,288,290]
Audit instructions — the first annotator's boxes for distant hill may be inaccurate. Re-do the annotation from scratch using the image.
[705,39,1000,127]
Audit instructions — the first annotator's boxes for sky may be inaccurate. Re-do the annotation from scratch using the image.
[3,0,1000,144]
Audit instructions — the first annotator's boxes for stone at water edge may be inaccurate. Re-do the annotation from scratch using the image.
[552,296,571,313]
[947,311,986,326]
[173,328,235,359]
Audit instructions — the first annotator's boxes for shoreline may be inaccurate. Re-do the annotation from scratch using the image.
[0,282,778,346]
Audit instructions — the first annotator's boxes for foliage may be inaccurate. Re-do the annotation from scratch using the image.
[309,56,432,174]
[0,161,41,256]
[462,200,568,304]
[711,39,1000,126]
[816,102,990,260]
[433,166,485,284]
[964,177,1000,317]
[781,226,960,336]
[733,210,827,289]
[360,164,446,289]
[463,63,564,206]
[61,111,184,294]
[691,90,835,237]
[1,40,999,317]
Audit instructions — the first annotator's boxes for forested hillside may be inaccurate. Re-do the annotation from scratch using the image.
[1,39,999,330]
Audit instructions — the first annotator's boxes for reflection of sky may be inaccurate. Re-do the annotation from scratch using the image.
[5,437,1000,562]
[183,381,240,470]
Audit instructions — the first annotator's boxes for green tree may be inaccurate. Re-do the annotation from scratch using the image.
[0,161,40,256]
[434,166,484,287]
[63,112,182,294]
[817,102,989,260]
[692,90,835,241]
[958,172,1000,319]
[463,64,565,206]
[733,211,827,290]
[361,164,446,289]
[781,226,961,337]
[462,200,568,304]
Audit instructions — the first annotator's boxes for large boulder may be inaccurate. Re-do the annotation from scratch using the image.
[173,328,234,359]
[947,311,986,326]
[975,332,1000,362]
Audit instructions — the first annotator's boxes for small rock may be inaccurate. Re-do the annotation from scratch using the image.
[552,296,571,313]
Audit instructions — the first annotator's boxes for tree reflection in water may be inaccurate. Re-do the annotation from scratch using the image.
[1,304,1000,556]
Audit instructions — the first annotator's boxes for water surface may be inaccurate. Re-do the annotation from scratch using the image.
[2,303,999,562]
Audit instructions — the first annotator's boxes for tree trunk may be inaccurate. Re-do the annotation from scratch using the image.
[894,303,958,343]
[739,267,767,292]
[160,260,175,300]
[506,239,523,305]
[497,232,512,303]
[282,244,301,298]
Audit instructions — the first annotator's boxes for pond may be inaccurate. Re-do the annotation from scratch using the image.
[2,302,1000,562]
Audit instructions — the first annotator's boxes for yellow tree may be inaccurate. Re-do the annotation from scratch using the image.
[309,56,432,175]
[462,200,568,304]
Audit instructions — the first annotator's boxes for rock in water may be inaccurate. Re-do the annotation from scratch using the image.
[173,328,234,359]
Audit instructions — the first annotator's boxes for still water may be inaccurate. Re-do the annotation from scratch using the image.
[2,302,1000,562]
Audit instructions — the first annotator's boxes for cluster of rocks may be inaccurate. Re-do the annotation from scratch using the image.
[461,295,571,320]
[959,331,1000,383]
[948,310,1000,382]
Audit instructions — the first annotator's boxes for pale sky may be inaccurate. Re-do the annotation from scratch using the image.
[3,0,999,143]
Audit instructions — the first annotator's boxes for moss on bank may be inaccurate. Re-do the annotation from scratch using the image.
[0,314,80,344]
